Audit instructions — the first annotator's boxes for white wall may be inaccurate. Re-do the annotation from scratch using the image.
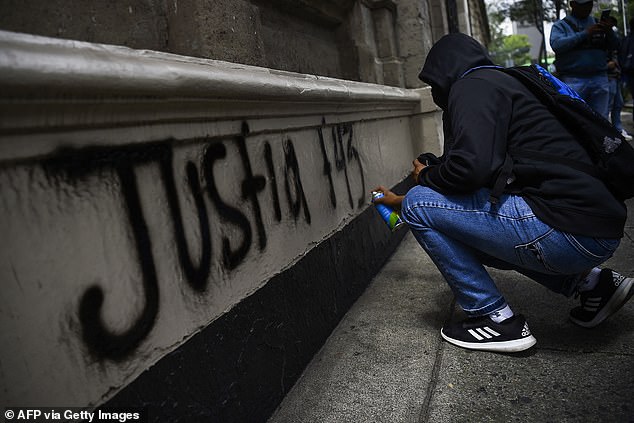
[0,31,439,407]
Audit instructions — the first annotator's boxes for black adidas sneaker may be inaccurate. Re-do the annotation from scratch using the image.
[570,268,634,328]
[441,314,537,353]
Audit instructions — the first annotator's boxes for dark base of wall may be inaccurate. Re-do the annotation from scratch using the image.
[103,180,412,423]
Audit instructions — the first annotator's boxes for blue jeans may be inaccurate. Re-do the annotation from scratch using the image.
[561,74,610,119]
[608,78,624,131]
[401,186,619,316]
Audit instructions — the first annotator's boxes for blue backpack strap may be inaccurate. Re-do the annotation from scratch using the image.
[533,64,585,102]
[460,65,503,79]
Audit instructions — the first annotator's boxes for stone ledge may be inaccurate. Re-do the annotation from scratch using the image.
[0,30,421,104]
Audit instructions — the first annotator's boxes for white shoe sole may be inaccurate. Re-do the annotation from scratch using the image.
[440,329,537,353]
[570,277,634,328]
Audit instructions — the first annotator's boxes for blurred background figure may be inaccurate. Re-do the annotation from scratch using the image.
[550,0,618,119]
[606,15,632,140]
[620,18,634,125]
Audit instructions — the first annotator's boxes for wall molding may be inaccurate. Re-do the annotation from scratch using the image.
[0,30,431,162]
[0,30,436,412]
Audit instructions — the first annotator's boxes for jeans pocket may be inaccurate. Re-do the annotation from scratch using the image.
[515,229,558,273]
[563,233,619,262]
[515,230,619,275]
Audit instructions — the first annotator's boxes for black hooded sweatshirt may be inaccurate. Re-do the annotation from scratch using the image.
[417,33,626,239]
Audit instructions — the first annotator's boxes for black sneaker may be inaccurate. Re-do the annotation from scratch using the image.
[440,314,537,353]
[570,268,634,328]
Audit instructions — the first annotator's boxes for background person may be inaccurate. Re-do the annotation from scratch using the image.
[619,18,634,123]
[550,0,618,119]
[606,15,631,140]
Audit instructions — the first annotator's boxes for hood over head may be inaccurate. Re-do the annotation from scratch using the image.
[418,33,494,109]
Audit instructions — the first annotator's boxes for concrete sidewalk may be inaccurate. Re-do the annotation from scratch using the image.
[268,117,634,423]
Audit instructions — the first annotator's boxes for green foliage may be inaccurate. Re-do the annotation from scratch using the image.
[487,1,534,66]
[505,34,533,64]
[488,0,561,26]
[487,1,508,51]
[489,34,533,66]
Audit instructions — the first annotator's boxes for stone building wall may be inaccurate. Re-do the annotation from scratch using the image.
[0,0,488,421]
[0,0,489,88]
[0,29,435,421]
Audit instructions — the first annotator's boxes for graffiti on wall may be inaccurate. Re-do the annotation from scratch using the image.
[40,120,366,361]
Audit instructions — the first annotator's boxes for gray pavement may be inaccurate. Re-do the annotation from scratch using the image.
[267,113,634,423]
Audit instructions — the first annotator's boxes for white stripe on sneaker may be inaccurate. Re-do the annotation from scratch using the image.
[468,327,502,341]
[584,298,601,311]
[468,329,484,341]
[476,328,493,339]
[483,327,501,337]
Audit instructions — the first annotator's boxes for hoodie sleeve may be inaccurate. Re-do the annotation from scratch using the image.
[420,77,512,194]
[550,19,589,54]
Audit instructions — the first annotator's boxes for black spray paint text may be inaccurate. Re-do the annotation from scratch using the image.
[46,121,365,361]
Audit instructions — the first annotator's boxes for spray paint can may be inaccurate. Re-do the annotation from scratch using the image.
[371,191,405,232]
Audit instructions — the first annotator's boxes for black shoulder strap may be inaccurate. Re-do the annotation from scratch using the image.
[489,155,514,205]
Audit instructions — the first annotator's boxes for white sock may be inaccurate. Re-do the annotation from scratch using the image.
[489,304,514,323]
[578,267,602,292]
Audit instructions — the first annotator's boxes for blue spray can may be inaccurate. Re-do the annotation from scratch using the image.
[371,191,405,231]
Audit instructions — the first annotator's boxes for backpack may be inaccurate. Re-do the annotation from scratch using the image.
[484,64,634,203]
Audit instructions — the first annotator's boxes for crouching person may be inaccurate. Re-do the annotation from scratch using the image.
[374,33,632,353]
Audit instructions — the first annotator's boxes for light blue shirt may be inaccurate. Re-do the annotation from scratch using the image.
[550,14,616,76]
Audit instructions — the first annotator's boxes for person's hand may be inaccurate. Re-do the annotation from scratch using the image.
[411,158,427,183]
[372,186,404,209]
[587,23,608,36]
